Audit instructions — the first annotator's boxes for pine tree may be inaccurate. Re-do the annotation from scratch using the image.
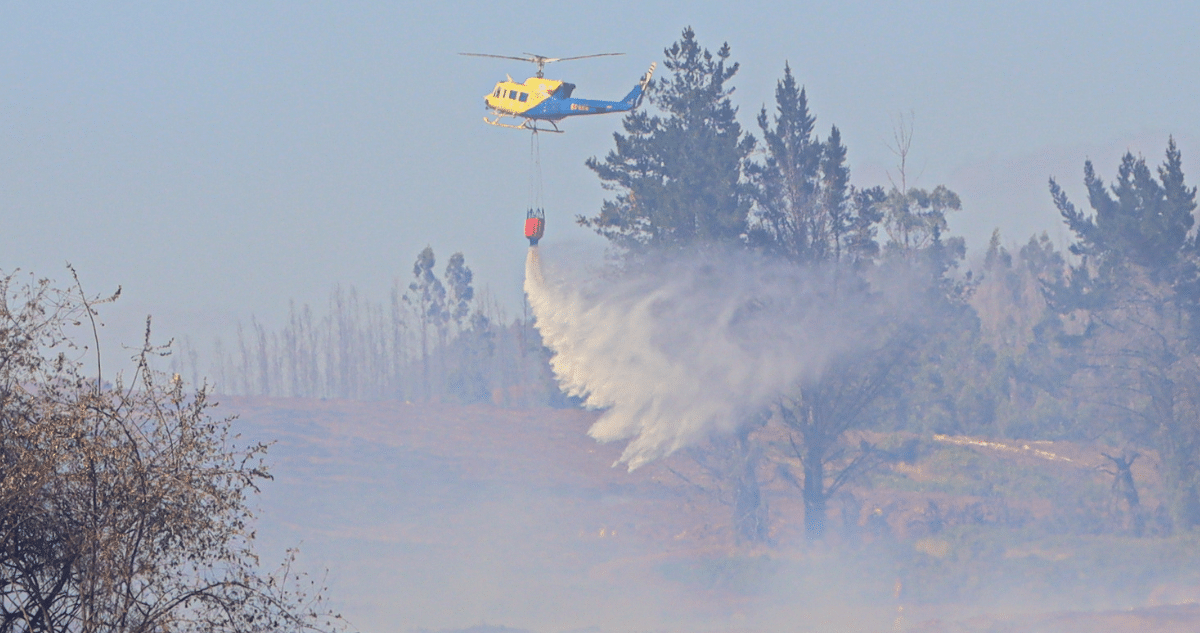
[748,63,822,260]
[1048,139,1200,531]
[819,125,852,262]
[748,65,881,268]
[580,27,756,250]
[1052,138,1197,291]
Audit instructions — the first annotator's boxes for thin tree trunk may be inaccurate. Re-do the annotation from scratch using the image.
[732,431,767,544]
[803,444,827,540]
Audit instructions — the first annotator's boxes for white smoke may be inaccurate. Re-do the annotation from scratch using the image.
[525,245,902,470]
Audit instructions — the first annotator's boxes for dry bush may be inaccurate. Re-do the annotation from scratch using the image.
[0,270,342,633]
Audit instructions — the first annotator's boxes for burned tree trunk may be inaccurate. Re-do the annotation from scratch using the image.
[1102,451,1144,536]
[731,424,769,544]
[802,443,828,539]
[778,338,909,542]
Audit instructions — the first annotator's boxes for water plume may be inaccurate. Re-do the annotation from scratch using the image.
[525,245,894,470]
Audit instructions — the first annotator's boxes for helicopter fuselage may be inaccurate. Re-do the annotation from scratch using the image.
[481,62,654,129]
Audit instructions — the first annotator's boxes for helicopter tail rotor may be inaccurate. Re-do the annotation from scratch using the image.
[640,62,656,91]
[619,62,657,109]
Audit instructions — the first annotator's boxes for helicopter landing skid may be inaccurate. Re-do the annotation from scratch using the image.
[483,116,563,133]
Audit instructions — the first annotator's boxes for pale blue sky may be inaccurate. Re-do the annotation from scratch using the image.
[4,1,1199,361]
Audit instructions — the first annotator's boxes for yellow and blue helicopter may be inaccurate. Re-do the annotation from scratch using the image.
[461,52,655,133]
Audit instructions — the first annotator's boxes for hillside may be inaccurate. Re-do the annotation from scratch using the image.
[222,397,1200,633]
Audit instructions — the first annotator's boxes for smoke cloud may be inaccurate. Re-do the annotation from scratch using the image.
[525,245,905,470]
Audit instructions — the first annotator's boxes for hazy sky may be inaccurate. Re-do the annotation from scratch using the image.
[4,1,1199,362]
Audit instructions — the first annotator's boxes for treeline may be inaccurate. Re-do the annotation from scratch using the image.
[173,247,567,407]
[573,27,1200,542]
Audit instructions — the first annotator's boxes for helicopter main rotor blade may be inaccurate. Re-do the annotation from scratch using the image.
[459,52,536,62]
[520,52,624,64]
[550,52,625,62]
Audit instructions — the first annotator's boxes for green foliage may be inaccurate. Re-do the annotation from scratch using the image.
[408,245,447,334]
[882,231,1086,441]
[1046,140,1200,530]
[1049,138,1200,315]
[881,185,963,262]
[1053,139,1196,275]
[747,64,821,259]
[747,64,883,267]
[579,27,757,250]
[443,251,474,332]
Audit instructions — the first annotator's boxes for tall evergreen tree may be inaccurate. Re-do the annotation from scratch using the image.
[580,27,756,250]
[819,125,852,262]
[748,63,822,260]
[1048,139,1200,531]
[742,64,897,541]
[748,65,881,267]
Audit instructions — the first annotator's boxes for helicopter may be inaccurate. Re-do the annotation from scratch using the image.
[460,52,655,133]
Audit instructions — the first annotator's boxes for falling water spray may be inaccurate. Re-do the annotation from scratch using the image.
[525,244,904,470]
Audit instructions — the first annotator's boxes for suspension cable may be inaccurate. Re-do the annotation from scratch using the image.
[529,129,544,210]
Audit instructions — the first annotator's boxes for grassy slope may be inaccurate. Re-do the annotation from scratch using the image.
[221,396,1200,633]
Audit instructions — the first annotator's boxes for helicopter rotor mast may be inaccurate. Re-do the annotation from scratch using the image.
[460,52,624,78]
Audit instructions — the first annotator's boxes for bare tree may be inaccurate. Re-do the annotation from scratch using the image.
[1101,450,1144,535]
[671,417,771,545]
[0,270,342,633]
[775,342,908,541]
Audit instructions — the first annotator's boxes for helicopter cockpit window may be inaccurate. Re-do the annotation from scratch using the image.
[493,88,501,97]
